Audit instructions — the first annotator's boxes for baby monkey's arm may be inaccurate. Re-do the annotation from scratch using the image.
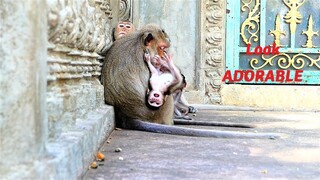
[163,53,182,84]
[144,53,158,75]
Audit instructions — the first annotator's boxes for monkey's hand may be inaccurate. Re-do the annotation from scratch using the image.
[153,55,161,63]
[163,52,173,64]
[144,53,151,63]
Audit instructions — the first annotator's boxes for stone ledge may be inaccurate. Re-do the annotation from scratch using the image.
[221,84,320,111]
[0,105,115,179]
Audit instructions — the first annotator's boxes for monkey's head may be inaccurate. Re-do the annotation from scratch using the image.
[113,20,136,41]
[147,89,165,108]
[141,24,171,60]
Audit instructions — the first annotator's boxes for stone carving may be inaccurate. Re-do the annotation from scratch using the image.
[47,54,102,81]
[119,0,132,21]
[203,0,225,103]
[48,0,113,53]
[45,0,125,139]
[96,0,113,18]
[47,0,115,81]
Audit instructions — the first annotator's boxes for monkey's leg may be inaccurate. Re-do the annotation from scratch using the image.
[174,103,183,116]
[174,103,193,120]
[178,93,197,113]
[173,92,192,120]
[173,119,256,128]
[125,119,280,139]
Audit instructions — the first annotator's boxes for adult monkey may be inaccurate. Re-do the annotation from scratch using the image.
[102,24,279,138]
[114,20,197,119]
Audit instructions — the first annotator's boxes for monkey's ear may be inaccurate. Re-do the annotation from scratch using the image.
[144,33,154,46]
[112,28,116,41]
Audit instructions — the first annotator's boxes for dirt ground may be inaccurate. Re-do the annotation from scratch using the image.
[83,110,320,179]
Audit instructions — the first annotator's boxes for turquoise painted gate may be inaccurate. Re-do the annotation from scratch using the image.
[226,0,320,84]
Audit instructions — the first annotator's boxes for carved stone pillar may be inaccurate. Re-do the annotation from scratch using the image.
[119,0,133,21]
[45,0,133,178]
[46,0,114,139]
[199,0,226,104]
[1,0,132,179]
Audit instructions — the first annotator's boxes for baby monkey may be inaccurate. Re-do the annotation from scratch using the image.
[173,75,197,120]
[144,52,182,108]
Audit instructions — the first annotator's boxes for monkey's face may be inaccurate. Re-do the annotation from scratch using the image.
[147,90,164,108]
[143,29,170,60]
[156,40,169,58]
[115,21,135,40]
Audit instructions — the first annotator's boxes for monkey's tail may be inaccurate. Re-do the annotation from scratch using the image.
[173,119,256,128]
[128,119,281,139]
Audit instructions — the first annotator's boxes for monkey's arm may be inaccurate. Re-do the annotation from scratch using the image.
[173,91,185,114]
[144,53,158,75]
[164,53,183,90]
[174,91,189,114]
[172,89,191,119]
[174,104,183,117]
[174,89,183,102]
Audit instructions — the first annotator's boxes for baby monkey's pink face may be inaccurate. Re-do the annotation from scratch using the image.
[147,90,164,108]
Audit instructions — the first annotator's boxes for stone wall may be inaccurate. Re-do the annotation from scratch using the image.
[0,0,132,179]
[0,0,47,167]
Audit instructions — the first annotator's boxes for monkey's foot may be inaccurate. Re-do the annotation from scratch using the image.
[188,106,197,113]
[174,115,193,120]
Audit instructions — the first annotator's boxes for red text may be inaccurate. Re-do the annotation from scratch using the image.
[222,70,304,83]
[246,43,280,55]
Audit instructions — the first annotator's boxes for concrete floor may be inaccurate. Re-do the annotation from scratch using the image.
[83,110,320,179]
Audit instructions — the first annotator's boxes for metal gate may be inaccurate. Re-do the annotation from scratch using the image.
[226,0,320,84]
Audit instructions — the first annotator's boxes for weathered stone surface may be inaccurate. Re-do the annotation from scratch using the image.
[47,78,105,139]
[0,0,47,164]
[42,0,120,179]
[0,0,121,179]
[45,105,114,179]
[1,105,114,179]
[83,109,320,179]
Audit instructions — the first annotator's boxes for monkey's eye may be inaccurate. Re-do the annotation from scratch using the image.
[159,46,168,53]
[125,25,131,28]
[118,24,125,28]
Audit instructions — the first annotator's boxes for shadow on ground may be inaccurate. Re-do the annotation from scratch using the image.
[83,110,320,179]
